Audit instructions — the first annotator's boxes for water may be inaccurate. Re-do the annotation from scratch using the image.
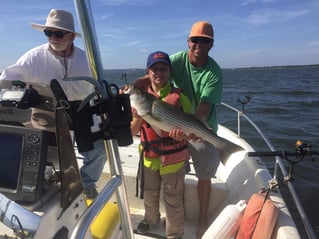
[104,65,319,238]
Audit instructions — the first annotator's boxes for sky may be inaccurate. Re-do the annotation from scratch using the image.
[0,0,318,70]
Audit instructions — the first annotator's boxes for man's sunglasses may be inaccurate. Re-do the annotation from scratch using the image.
[190,37,212,44]
[44,29,72,39]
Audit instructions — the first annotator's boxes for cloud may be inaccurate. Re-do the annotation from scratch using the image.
[307,41,319,47]
[247,8,310,25]
[100,13,114,20]
[126,41,141,46]
[100,0,152,6]
[241,0,278,6]
[139,48,149,53]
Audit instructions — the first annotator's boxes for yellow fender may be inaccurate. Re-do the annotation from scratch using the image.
[86,199,120,239]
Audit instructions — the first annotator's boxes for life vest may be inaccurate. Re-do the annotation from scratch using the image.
[140,87,190,166]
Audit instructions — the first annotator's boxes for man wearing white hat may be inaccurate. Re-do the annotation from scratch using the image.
[0,9,107,199]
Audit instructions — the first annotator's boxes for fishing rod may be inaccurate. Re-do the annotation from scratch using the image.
[248,141,318,161]
[248,140,318,180]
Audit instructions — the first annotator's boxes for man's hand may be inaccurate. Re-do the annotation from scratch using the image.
[133,75,150,90]
[187,133,203,142]
[131,107,140,118]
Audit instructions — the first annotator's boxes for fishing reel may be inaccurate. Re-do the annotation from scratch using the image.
[285,140,317,179]
[295,140,313,159]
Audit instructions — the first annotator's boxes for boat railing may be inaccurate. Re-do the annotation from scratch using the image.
[70,173,121,238]
[70,141,135,239]
[221,102,317,239]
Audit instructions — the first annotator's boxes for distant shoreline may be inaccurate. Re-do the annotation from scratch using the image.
[102,63,319,72]
[224,64,319,70]
[1,64,318,75]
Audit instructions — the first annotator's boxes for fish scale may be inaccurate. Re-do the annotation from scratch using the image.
[126,85,244,164]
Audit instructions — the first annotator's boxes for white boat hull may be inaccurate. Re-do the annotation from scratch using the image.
[87,124,301,239]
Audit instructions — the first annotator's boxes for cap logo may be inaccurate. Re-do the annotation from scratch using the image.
[147,51,171,69]
[153,52,166,60]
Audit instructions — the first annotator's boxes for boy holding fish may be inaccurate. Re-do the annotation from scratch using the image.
[130,51,193,239]
[133,21,223,238]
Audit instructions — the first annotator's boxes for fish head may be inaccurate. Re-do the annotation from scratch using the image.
[123,84,153,116]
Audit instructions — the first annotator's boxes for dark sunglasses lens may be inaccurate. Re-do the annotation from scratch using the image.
[44,29,65,38]
[44,29,53,37]
[191,37,211,44]
[190,37,197,44]
[54,31,64,38]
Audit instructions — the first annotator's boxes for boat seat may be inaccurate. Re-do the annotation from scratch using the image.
[184,175,229,220]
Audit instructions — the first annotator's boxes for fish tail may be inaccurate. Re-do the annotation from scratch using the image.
[219,143,244,164]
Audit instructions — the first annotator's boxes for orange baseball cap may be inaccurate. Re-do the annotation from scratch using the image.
[189,21,214,39]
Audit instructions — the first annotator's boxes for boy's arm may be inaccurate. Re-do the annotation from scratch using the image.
[195,101,212,123]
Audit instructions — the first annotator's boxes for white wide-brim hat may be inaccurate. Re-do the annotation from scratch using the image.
[31,9,81,37]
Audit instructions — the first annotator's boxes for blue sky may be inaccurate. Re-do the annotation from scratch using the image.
[1,0,318,70]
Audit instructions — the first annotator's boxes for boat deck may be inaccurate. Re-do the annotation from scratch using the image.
[91,136,200,239]
[84,132,232,239]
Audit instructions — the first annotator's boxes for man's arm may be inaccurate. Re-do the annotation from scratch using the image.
[195,101,212,124]
[133,75,150,90]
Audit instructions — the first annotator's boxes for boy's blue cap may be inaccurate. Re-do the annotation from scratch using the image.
[147,51,171,69]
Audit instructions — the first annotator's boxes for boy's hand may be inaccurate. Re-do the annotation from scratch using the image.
[168,128,187,141]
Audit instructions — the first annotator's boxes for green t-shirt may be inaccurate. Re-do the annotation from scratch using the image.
[169,50,223,133]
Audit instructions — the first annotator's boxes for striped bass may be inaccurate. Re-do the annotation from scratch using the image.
[125,85,243,164]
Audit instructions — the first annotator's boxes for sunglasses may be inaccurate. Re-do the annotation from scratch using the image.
[44,29,72,39]
[190,37,212,44]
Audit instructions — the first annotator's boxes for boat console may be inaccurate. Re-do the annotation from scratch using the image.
[0,124,48,202]
[0,77,133,238]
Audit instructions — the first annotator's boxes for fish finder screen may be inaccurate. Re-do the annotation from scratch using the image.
[0,133,23,190]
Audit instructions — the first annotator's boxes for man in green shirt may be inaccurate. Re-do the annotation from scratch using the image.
[169,21,223,238]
